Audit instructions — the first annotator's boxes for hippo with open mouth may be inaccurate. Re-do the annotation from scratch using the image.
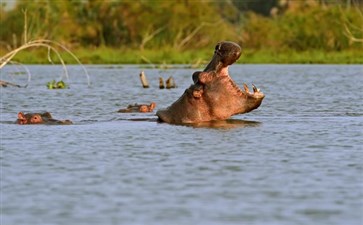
[156,41,265,124]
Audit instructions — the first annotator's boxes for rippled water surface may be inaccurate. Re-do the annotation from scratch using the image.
[1,64,362,225]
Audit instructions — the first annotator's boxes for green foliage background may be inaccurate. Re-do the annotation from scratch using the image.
[1,0,362,64]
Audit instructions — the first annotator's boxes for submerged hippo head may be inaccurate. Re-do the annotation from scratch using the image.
[17,112,72,125]
[118,102,156,113]
[157,41,265,124]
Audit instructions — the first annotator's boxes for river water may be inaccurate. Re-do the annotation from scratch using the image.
[1,64,362,225]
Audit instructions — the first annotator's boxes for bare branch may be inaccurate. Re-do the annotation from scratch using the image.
[174,20,223,50]
[140,25,167,51]
[0,40,91,86]
[340,4,363,43]
[343,23,363,42]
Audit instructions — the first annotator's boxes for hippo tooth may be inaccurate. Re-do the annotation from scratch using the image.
[243,83,250,93]
[252,84,260,93]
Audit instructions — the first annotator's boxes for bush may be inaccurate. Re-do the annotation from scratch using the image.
[241,6,363,51]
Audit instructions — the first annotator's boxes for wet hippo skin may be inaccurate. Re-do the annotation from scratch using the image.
[157,41,265,124]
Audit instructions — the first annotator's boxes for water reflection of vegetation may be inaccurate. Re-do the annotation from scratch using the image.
[1,1,362,64]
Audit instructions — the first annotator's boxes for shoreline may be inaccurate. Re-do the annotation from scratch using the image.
[3,48,363,65]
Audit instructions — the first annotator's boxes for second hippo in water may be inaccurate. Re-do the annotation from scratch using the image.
[17,112,73,125]
[157,41,265,124]
[118,102,156,113]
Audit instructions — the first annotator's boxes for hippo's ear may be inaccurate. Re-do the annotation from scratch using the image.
[215,43,221,51]
[18,112,26,119]
[192,71,201,84]
[43,112,52,118]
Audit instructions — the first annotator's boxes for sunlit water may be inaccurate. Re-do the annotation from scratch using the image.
[1,64,362,225]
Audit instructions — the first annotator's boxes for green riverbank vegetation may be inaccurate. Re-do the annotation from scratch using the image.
[1,0,362,64]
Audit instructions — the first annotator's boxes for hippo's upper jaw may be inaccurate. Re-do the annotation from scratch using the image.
[157,41,265,124]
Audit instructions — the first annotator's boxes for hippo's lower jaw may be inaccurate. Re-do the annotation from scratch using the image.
[156,70,265,124]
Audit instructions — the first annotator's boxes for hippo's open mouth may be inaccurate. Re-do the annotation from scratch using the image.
[157,41,265,124]
[208,64,264,101]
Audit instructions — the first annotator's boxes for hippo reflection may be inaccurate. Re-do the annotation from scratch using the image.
[17,112,73,125]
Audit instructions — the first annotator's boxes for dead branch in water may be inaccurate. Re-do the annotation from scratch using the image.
[139,71,149,88]
[1,9,90,87]
[0,80,19,88]
[0,39,91,86]
[166,76,176,89]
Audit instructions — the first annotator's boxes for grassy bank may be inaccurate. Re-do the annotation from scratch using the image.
[4,47,363,65]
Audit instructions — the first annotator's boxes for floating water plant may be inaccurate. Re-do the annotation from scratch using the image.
[46,80,68,89]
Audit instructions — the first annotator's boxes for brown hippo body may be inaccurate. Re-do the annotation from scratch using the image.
[17,112,72,125]
[156,41,264,124]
